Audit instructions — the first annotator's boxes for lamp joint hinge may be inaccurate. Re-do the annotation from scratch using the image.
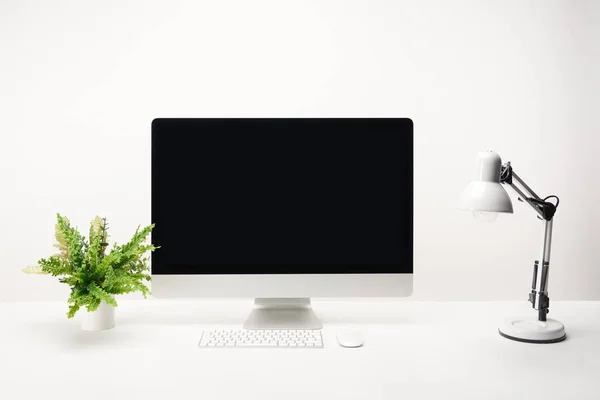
[529,198,557,221]
[500,162,512,184]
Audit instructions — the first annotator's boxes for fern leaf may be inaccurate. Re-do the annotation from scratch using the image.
[87,219,102,273]
[56,214,86,273]
[53,215,70,260]
[89,216,103,242]
[88,282,118,307]
[67,304,80,318]
[101,265,117,292]
[22,265,48,274]
[120,224,154,255]
[38,255,69,276]
[86,297,102,312]
[89,216,109,257]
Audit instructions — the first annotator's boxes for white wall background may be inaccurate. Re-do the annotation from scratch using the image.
[1,0,598,302]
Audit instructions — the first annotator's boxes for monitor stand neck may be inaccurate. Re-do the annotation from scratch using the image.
[243,298,323,330]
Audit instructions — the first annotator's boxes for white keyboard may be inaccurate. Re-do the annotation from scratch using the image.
[198,329,324,348]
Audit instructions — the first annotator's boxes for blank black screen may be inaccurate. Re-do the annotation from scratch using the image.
[151,118,413,274]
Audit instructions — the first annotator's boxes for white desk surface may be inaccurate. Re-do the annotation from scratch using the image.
[1,300,599,400]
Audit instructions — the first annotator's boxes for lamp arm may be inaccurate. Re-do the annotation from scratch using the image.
[499,162,558,221]
[499,162,559,322]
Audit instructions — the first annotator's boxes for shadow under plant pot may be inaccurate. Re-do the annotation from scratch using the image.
[82,301,115,331]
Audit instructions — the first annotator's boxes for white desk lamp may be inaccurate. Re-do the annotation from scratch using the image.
[458,151,566,343]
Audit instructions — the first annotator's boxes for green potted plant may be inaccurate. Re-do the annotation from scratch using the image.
[23,214,157,331]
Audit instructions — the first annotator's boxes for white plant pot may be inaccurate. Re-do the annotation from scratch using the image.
[81,301,115,331]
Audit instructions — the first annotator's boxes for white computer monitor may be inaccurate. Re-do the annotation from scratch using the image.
[151,118,413,329]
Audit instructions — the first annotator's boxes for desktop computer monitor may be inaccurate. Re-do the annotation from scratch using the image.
[151,118,413,329]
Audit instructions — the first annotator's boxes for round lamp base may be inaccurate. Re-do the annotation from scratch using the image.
[498,317,566,344]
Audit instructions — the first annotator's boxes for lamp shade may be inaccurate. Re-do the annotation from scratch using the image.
[457,151,514,213]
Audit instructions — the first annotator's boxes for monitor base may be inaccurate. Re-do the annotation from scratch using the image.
[243,298,323,330]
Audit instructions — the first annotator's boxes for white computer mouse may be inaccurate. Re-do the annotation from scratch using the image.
[337,330,363,348]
